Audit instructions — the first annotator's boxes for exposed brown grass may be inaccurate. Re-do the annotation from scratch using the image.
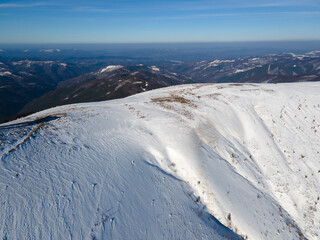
[151,94,196,120]
[204,93,222,99]
[193,83,214,89]
[229,83,258,87]
[151,95,191,104]
[8,123,44,153]
[240,89,260,92]
[6,114,64,154]
[229,83,245,86]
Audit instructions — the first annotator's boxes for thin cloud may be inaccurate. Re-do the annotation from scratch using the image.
[0,3,114,12]
[177,0,320,11]
[71,7,116,13]
[136,11,320,21]
[0,2,55,8]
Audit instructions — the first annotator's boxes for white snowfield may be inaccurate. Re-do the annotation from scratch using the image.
[150,66,160,71]
[0,71,12,76]
[40,49,61,53]
[208,59,235,67]
[1,82,320,240]
[99,65,123,74]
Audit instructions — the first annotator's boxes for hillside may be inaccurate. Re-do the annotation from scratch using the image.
[19,64,192,116]
[1,82,320,239]
[0,60,92,121]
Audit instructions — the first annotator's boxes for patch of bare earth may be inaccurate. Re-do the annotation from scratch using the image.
[151,93,197,120]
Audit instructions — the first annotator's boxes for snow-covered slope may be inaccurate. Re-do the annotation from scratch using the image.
[1,82,320,240]
[99,65,123,73]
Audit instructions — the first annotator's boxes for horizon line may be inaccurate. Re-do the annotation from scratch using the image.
[1,39,320,45]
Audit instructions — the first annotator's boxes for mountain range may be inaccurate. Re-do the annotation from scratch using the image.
[1,51,320,122]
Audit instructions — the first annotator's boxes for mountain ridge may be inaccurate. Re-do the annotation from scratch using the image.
[1,82,319,239]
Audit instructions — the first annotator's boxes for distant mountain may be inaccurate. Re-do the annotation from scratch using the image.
[163,52,320,83]
[0,60,92,121]
[19,64,193,115]
[0,58,141,122]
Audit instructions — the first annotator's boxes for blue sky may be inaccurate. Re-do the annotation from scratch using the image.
[0,0,320,43]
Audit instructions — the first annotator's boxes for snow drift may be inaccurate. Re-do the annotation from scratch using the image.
[1,82,320,240]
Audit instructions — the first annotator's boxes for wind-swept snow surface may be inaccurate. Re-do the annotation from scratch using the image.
[1,82,320,239]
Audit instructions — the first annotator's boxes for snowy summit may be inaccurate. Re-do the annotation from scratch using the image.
[1,82,320,240]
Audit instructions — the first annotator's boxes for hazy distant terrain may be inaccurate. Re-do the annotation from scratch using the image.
[1,44,320,122]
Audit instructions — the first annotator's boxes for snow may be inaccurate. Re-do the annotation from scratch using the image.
[12,60,27,65]
[234,69,245,73]
[208,59,235,67]
[100,65,123,74]
[12,60,58,68]
[150,66,160,71]
[234,67,255,73]
[306,50,320,56]
[170,60,184,63]
[40,49,61,53]
[0,71,12,76]
[287,53,306,60]
[1,82,320,239]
